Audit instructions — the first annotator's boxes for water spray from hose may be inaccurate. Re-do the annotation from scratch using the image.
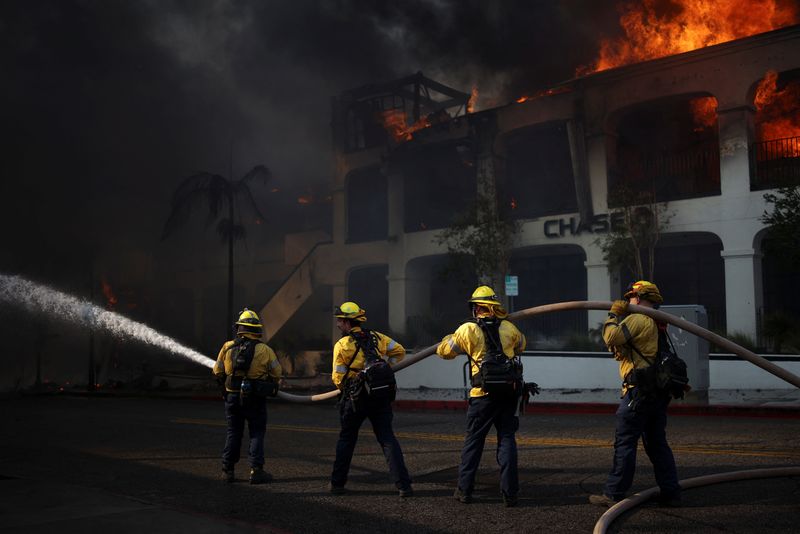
[0,273,214,369]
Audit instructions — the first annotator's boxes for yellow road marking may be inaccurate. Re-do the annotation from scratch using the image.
[172,418,800,459]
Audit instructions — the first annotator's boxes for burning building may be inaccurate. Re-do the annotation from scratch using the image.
[260,22,800,350]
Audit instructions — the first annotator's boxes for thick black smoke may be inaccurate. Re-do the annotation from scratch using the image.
[0,0,625,294]
[0,0,626,387]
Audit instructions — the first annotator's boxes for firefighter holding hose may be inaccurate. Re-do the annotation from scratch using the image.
[213,308,282,484]
[328,301,413,497]
[589,281,682,507]
[436,286,526,506]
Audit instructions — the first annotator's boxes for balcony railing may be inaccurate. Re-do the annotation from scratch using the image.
[610,141,721,203]
[750,136,800,190]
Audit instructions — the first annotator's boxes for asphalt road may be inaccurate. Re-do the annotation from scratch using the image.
[1,396,798,533]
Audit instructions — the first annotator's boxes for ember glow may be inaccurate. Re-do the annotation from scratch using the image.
[515,85,572,105]
[101,278,118,310]
[579,0,799,76]
[467,86,479,113]
[379,109,432,142]
[755,70,800,151]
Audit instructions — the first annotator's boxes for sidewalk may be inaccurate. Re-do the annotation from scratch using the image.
[392,387,800,417]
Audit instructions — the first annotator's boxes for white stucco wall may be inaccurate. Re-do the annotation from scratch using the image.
[395,353,800,391]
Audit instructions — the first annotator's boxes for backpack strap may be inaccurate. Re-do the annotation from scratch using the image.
[231,338,259,373]
[473,318,505,359]
[342,329,379,378]
[621,323,655,367]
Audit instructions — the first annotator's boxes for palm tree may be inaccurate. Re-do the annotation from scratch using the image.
[162,165,271,338]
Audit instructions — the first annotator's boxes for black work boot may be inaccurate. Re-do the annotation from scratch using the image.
[249,467,273,485]
[399,485,414,498]
[588,494,619,507]
[454,487,473,503]
[328,482,347,495]
[502,492,518,507]
[220,468,234,483]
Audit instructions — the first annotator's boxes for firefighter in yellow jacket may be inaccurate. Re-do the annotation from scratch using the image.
[213,308,282,484]
[437,286,526,506]
[589,281,681,507]
[329,301,413,497]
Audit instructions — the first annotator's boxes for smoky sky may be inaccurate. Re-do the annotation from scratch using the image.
[0,0,623,287]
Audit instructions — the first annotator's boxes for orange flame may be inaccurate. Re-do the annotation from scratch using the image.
[579,0,799,76]
[690,96,718,132]
[379,109,432,142]
[467,86,479,113]
[297,195,312,205]
[515,85,572,105]
[101,278,118,310]
[754,70,800,155]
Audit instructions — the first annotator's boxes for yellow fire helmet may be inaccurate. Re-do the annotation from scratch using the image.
[468,285,501,306]
[624,280,664,304]
[236,308,263,328]
[468,285,508,318]
[334,301,367,322]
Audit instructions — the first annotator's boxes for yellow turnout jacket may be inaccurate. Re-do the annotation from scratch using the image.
[436,319,526,398]
[331,327,405,390]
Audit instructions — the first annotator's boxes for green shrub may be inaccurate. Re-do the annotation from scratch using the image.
[560,331,605,351]
[762,312,800,353]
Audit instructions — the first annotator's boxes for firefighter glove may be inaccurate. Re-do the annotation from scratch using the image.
[610,299,628,317]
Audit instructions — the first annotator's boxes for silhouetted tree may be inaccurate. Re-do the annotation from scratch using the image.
[762,185,800,268]
[162,165,271,337]
[596,183,671,281]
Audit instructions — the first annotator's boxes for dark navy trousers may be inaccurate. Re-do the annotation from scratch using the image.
[604,390,680,500]
[222,393,267,470]
[458,394,519,496]
[331,397,411,489]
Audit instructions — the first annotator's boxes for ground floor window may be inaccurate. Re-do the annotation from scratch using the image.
[622,232,726,333]
[509,245,587,348]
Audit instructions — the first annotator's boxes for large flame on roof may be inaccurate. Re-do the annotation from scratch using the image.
[579,0,799,76]
[755,70,800,146]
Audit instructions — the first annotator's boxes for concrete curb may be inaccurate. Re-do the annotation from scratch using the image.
[392,399,800,418]
[32,389,800,418]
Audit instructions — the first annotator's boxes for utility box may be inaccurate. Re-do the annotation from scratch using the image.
[659,305,710,403]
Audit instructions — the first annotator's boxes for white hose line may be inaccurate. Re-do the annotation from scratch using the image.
[277,300,800,403]
[593,466,800,534]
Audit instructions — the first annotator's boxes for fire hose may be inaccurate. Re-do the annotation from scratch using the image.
[593,466,800,534]
[276,300,800,403]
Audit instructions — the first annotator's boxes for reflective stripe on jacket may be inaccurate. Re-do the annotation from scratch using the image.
[602,312,658,394]
[436,320,526,398]
[212,336,283,392]
[331,327,405,390]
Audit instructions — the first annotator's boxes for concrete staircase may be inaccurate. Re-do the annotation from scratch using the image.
[259,241,329,341]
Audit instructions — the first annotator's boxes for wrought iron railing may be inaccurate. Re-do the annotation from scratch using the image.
[750,136,800,190]
[610,142,721,203]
